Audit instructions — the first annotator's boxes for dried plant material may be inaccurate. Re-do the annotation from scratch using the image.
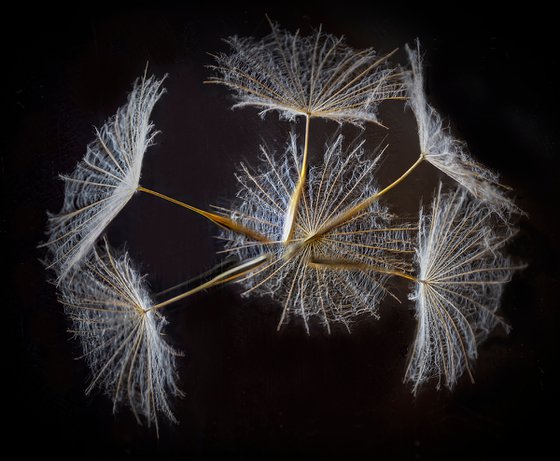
[41,20,525,432]
[405,43,520,215]
[59,239,182,433]
[207,21,405,126]
[406,185,523,393]
[218,134,416,332]
[43,73,166,281]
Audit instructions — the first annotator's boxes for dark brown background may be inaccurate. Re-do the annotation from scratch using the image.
[7,2,558,459]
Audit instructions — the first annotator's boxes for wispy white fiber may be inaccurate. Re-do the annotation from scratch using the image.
[43,73,166,281]
[406,184,521,393]
[218,134,415,332]
[208,21,405,126]
[58,240,182,433]
[405,42,520,215]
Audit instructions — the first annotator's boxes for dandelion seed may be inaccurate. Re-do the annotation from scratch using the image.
[207,20,405,126]
[59,239,182,433]
[219,134,416,332]
[405,42,520,216]
[406,184,523,393]
[43,72,166,281]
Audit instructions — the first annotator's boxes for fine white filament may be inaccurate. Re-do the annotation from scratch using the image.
[44,73,166,281]
[407,185,521,392]
[405,42,520,216]
[208,21,405,125]
[58,240,182,433]
[219,134,415,332]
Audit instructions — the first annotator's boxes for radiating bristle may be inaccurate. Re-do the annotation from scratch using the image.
[58,239,183,434]
[42,73,166,282]
[207,21,405,126]
[220,133,416,331]
[405,42,521,217]
[406,184,522,392]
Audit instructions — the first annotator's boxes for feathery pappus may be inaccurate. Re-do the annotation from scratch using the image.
[404,42,521,216]
[58,239,183,433]
[43,73,166,282]
[207,20,405,126]
[406,185,523,392]
[217,134,416,333]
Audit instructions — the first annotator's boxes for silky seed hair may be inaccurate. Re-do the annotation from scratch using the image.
[58,239,183,433]
[43,73,166,282]
[217,134,416,332]
[406,184,523,393]
[207,20,405,126]
[404,42,521,216]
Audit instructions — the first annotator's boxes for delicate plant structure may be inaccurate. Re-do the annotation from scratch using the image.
[59,239,183,433]
[206,20,405,126]
[43,71,263,283]
[406,185,523,392]
[404,43,520,216]
[42,74,166,281]
[219,133,416,333]
[42,21,523,433]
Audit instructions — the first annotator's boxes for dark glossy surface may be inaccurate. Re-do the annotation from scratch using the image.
[7,4,557,459]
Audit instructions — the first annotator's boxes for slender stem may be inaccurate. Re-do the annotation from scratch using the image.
[307,154,425,241]
[308,256,418,282]
[282,114,311,242]
[372,153,425,200]
[150,255,268,311]
[137,185,203,213]
[154,257,236,297]
[137,186,270,243]
[377,268,417,282]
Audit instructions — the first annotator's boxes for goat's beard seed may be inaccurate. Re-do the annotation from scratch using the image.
[218,133,416,333]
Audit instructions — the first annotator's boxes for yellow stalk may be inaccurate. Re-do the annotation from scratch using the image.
[306,154,425,242]
[307,256,418,282]
[137,186,270,243]
[282,114,311,243]
[151,255,268,311]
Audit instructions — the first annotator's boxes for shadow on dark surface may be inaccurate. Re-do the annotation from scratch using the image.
[6,3,557,459]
